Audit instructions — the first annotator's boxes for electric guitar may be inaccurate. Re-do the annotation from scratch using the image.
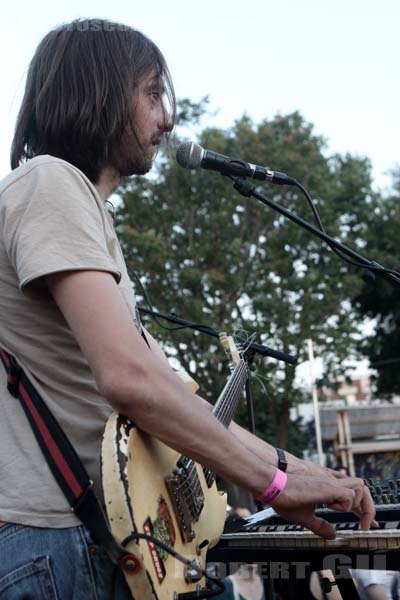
[101,334,248,599]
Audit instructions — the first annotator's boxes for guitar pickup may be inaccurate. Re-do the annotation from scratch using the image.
[165,468,197,543]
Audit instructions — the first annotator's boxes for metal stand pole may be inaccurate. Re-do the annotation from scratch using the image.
[307,338,324,466]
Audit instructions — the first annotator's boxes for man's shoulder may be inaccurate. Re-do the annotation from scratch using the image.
[0,155,92,197]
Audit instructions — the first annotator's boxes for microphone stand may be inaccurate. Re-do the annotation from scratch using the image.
[223,175,400,524]
[139,307,297,364]
[139,306,297,438]
[229,177,400,287]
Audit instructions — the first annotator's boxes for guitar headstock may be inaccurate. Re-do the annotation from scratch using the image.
[219,332,241,367]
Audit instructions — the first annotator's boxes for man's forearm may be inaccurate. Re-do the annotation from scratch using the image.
[200,396,304,473]
[228,420,305,473]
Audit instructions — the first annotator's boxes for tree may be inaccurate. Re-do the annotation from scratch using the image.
[353,167,400,397]
[115,103,377,451]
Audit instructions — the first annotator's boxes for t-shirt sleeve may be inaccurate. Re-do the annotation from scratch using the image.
[0,160,121,289]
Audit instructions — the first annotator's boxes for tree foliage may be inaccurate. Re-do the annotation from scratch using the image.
[115,101,378,450]
[353,167,400,397]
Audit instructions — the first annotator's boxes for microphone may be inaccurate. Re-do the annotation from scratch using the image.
[176,142,296,186]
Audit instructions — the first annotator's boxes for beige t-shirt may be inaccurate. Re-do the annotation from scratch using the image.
[0,155,139,527]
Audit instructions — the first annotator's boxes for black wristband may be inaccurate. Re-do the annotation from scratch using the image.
[276,447,288,472]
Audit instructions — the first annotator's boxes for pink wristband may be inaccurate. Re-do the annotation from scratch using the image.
[256,468,287,504]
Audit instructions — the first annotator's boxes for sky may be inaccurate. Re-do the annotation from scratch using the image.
[0,0,398,384]
[1,0,399,191]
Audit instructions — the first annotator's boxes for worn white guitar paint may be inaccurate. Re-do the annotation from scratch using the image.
[101,335,248,599]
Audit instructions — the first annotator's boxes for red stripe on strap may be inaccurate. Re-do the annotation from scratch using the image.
[19,384,83,499]
[0,348,11,367]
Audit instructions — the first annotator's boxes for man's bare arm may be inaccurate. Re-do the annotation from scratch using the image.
[144,326,375,529]
[46,270,374,537]
[46,271,281,494]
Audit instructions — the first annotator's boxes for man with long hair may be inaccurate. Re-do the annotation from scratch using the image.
[0,18,375,598]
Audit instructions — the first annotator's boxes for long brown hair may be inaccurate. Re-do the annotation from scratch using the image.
[11,18,175,182]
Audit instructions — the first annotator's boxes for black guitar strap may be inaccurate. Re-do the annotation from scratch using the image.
[0,346,141,574]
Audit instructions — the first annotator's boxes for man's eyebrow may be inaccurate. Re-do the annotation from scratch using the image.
[146,77,166,93]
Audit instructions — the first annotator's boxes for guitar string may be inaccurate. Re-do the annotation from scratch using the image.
[177,359,247,493]
[215,361,248,424]
[175,360,249,511]
[186,354,250,512]
[203,360,249,486]
[174,361,248,513]
[176,359,248,509]
[180,359,248,495]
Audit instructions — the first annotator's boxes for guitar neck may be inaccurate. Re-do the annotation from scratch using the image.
[175,359,249,492]
[202,359,248,488]
[212,359,248,427]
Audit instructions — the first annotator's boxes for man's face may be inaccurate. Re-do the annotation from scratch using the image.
[111,70,172,176]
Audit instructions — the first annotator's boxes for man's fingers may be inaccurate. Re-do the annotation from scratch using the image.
[271,474,376,541]
[352,484,364,511]
[328,501,351,512]
[341,481,376,530]
[358,499,377,531]
[325,481,376,531]
[327,468,347,479]
[303,515,336,540]
[372,519,379,528]
[335,476,365,489]
[327,488,355,512]
[359,498,376,530]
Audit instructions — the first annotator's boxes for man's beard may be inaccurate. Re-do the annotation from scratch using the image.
[109,131,155,176]
[117,151,154,177]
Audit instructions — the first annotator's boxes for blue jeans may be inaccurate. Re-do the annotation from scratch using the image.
[0,523,133,599]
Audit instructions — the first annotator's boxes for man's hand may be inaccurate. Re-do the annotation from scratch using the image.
[287,455,346,479]
[269,474,376,539]
[326,476,378,531]
[285,457,378,530]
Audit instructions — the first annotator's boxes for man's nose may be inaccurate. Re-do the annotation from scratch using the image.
[156,98,174,133]
[161,109,173,133]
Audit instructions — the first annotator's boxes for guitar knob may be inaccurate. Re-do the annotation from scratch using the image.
[184,559,202,583]
[196,539,209,555]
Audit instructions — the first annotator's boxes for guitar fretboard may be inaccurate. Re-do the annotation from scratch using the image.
[203,359,248,488]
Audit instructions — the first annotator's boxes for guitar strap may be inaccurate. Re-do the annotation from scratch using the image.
[0,346,141,573]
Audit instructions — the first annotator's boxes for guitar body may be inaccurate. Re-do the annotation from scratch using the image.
[102,412,227,600]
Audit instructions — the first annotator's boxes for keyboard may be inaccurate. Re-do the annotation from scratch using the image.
[220,478,400,550]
